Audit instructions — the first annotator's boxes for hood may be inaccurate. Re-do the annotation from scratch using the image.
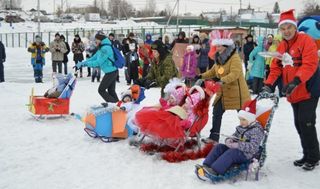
[134,87,145,104]
[256,36,265,47]
[162,33,173,44]
[101,38,112,46]
[298,16,320,40]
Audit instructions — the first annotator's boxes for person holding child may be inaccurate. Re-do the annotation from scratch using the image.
[197,99,264,177]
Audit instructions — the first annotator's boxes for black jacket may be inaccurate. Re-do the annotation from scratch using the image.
[243,42,256,62]
[122,38,138,54]
[0,41,5,63]
[63,41,70,63]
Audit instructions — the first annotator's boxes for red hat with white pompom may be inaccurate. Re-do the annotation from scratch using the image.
[238,99,257,124]
[278,9,297,28]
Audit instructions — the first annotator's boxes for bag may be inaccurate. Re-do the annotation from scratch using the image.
[106,44,125,68]
[306,65,320,97]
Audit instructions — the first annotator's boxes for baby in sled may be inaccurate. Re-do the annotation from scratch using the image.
[44,73,74,98]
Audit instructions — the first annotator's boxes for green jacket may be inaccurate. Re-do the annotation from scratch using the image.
[146,53,178,88]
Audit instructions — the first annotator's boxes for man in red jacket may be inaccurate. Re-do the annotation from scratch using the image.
[263,9,319,171]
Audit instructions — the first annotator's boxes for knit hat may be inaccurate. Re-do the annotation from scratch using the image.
[35,35,42,42]
[278,9,297,28]
[75,34,80,38]
[211,30,234,46]
[170,85,186,105]
[55,32,60,37]
[95,31,106,41]
[109,33,115,37]
[151,40,168,60]
[238,99,257,124]
[121,89,132,102]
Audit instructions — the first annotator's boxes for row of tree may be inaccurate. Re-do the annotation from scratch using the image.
[0,0,22,10]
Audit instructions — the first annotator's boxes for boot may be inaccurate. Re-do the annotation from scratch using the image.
[293,157,307,167]
[302,161,319,171]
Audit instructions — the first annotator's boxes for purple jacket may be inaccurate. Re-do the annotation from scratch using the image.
[181,51,197,78]
[228,122,265,159]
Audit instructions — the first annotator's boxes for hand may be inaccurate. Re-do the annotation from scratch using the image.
[225,138,233,146]
[261,84,273,94]
[212,77,220,82]
[194,75,202,80]
[282,77,301,96]
[226,141,239,149]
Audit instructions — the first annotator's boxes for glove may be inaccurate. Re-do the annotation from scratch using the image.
[282,52,294,67]
[212,77,220,82]
[282,77,301,96]
[194,75,202,80]
[261,84,273,94]
[226,141,239,149]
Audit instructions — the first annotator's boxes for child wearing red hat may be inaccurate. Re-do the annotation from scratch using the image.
[196,99,264,178]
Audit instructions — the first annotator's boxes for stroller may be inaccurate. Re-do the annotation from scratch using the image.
[131,81,220,162]
[28,73,76,119]
[195,92,279,183]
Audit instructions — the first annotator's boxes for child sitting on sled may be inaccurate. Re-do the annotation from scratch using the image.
[197,98,264,177]
[44,73,73,98]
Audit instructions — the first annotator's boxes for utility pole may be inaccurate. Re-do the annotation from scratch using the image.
[9,0,12,27]
[239,0,242,27]
[176,0,180,29]
[61,0,63,12]
[117,4,120,20]
[53,0,56,15]
[37,0,40,34]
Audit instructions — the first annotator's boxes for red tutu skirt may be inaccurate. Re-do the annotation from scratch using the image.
[135,107,185,139]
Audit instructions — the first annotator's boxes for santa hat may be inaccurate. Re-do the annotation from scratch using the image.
[278,9,297,28]
[170,85,186,104]
[210,30,234,46]
[238,99,257,124]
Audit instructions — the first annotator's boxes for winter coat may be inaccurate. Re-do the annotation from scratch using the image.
[181,51,197,78]
[122,38,138,54]
[265,44,278,66]
[0,41,5,63]
[171,31,189,49]
[249,36,266,79]
[72,41,85,61]
[146,53,178,89]
[228,122,265,159]
[27,42,49,65]
[82,38,117,74]
[197,38,210,68]
[63,41,70,63]
[243,41,256,62]
[111,39,122,51]
[145,34,154,45]
[265,32,319,104]
[49,39,67,62]
[201,45,250,110]
[138,44,153,65]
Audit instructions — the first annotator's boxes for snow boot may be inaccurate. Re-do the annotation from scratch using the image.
[302,161,319,171]
[293,157,306,167]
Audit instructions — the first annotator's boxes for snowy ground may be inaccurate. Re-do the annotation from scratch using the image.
[0,48,320,189]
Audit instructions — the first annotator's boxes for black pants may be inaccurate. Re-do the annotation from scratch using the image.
[209,99,226,142]
[98,71,119,103]
[252,77,264,94]
[142,64,150,78]
[199,67,207,74]
[127,61,139,84]
[244,60,249,71]
[291,97,320,163]
[208,59,215,70]
[52,61,62,73]
[91,68,101,82]
[0,62,4,82]
[63,61,68,75]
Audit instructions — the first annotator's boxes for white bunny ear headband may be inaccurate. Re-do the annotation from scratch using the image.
[210,30,234,46]
[163,77,185,94]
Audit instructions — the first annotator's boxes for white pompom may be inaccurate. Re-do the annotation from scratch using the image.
[245,107,250,112]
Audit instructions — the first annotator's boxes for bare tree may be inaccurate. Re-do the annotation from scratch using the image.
[108,0,134,19]
[1,0,22,9]
[140,0,156,17]
[56,6,63,17]
[301,0,320,17]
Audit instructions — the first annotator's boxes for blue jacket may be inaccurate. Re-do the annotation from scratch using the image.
[0,41,5,63]
[83,38,117,74]
[249,36,266,78]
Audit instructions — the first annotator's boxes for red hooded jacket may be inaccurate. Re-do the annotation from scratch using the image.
[265,32,318,103]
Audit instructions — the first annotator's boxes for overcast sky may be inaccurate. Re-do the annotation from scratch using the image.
[21,0,317,15]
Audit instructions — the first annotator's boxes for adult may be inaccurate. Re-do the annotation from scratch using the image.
[0,41,6,82]
[71,34,85,78]
[162,33,172,51]
[145,40,178,97]
[197,33,210,73]
[76,32,119,103]
[263,9,320,170]
[60,35,70,75]
[27,35,49,83]
[264,34,274,51]
[49,33,67,74]
[243,34,256,71]
[122,32,138,55]
[196,30,250,144]
[171,31,188,49]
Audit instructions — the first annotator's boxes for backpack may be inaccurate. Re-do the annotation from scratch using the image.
[105,44,125,69]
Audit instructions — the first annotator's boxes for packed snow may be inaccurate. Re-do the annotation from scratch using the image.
[0,48,320,189]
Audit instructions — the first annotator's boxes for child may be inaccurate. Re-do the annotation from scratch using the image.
[44,73,73,98]
[125,43,139,85]
[181,45,197,87]
[85,39,101,82]
[197,99,265,177]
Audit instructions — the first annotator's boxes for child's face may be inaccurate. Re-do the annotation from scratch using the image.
[167,95,177,105]
[122,96,132,103]
[239,117,249,127]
